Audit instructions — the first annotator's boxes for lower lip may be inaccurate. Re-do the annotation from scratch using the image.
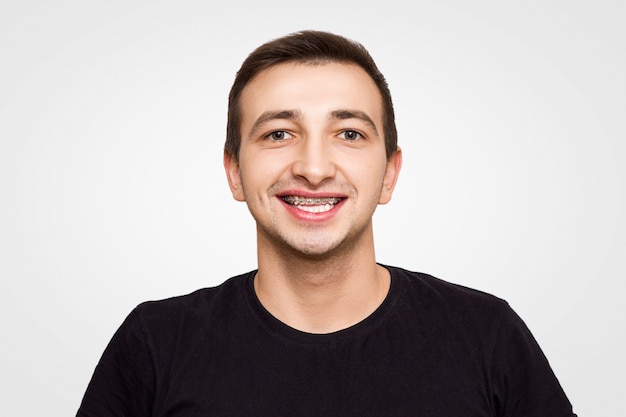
[278,198,345,222]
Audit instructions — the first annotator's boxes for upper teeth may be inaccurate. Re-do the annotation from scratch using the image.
[282,196,342,206]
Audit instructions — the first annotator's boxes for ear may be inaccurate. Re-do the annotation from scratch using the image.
[378,147,402,205]
[224,151,245,202]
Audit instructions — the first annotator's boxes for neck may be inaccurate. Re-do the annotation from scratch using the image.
[254,227,390,334]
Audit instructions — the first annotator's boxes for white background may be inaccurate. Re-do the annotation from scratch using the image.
[1,1,624,415]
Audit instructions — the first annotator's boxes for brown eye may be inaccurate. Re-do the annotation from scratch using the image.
[267,131,292,141]
[339,130,362,141]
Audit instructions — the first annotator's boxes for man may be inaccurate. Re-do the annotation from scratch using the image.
[77,30,576,416]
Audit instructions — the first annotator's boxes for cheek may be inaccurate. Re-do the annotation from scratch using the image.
[239,154,286,195]
[362,152,388,180]
[347,160,387,198]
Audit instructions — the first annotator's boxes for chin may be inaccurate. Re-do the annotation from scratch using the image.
[278,235,344,259]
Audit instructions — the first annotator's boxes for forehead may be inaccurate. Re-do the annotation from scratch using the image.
[239,62,383,130]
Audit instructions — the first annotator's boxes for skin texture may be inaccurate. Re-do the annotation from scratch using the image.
[224,62,402,333]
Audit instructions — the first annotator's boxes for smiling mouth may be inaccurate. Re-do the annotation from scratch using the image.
[281,196,343,213]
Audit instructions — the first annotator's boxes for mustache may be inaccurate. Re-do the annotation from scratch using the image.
[268,178,354,196]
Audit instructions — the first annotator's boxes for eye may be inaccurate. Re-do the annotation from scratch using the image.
[266,130,293,141]
[338,130,362,141]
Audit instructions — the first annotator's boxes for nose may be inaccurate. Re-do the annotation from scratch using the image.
[290,136,336,186]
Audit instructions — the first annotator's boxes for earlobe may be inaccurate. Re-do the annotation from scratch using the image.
[224,152,245,202]
[379,147,402,205]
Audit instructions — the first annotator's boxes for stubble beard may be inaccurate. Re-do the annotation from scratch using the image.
[250,179,381,263]
[255,204,377,265]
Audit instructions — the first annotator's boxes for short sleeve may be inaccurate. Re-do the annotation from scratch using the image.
[77,308,156,417]
[490,304,577,417]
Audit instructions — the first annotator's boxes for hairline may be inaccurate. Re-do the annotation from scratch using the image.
[240,61,384,140]
[232,58,390,158]
[225,31,398,162]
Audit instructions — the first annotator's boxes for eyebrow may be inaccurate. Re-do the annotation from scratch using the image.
[247,109,303,138]
[329,110,379,137]
[246,108,380,138]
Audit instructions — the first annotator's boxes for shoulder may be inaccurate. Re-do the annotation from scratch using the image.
[129,271,255,332]
[385,265,521,335]
[387,265,509,310]
[386,265,536,359]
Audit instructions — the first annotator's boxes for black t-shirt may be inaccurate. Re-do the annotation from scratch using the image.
[77,266,576,416]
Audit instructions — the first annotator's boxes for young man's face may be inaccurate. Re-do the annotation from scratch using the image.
[225,62,401,258]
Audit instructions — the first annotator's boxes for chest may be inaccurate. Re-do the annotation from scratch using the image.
[151,325,495,417]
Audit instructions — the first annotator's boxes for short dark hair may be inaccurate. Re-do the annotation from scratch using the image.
[225,30,398,160]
